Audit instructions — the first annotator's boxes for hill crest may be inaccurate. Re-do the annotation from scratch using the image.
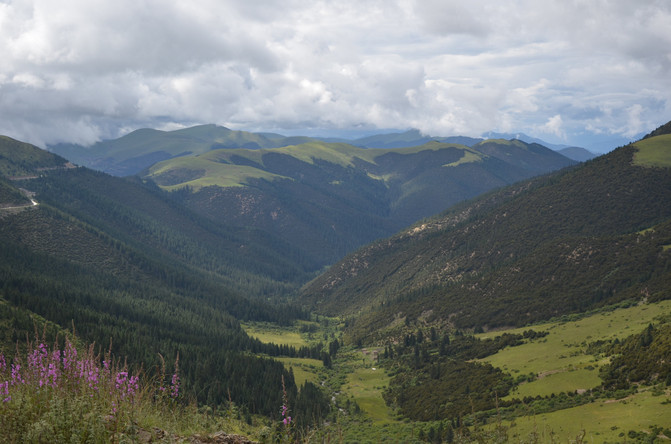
[299,129,671,341]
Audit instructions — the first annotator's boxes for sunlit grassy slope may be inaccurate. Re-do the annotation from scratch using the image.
[241,321,325,387]
[146,155,290,190]
[342,348,394,425]
[633,134,671,167]
[490,389,671,443]
[241,322,309,348]
[479,300,671,399]
[146,141,481,191]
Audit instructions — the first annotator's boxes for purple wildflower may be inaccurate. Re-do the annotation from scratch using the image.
[115,371,139,401]
[11,364,24,385]
[170,371,179,399]
[1,380,10,403]
[280,375,292,430]
[62,339,77,374]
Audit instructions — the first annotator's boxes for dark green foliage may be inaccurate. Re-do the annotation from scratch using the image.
[439,333,524,360]
[384,358,513,421]
[643,121,671,139]
[0,164,332,418]
[600,323,671,389]
[28,169,315,291]
[291,381,331,431]
[303,140,671,338]
[0,234,299,415]
[177,157,395,268]
[381,331,518,422]
[159,139,574,269]
[0,176,30,206]
[0,135,69,177]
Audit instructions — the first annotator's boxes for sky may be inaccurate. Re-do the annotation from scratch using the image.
[1,0,670,152]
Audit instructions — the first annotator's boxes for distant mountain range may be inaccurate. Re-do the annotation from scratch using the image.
[141,138,576,267]
[299,123,671,343]
[49,125,596,177]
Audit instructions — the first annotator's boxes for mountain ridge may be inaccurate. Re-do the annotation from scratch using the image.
[49,124,593,176]
[145,138,575,267]
[299,128,671,342]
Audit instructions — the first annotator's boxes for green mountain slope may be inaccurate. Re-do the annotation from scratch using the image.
[558,146,598,161]
[0,135,72,209]
[0,176,30,207]
[0,135,70,177]
[300,126,671,342]
[0,140,326,416]
[144,139,575,267]
[50,124,323,176]
[349,129,597,161]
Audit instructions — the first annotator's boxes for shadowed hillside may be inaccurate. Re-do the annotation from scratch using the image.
[300,125,671,342]
[146,139,575,267]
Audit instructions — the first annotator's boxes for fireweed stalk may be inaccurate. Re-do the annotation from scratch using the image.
[0,337,181,441]
[279,374,293,442]
[157,352,180,400]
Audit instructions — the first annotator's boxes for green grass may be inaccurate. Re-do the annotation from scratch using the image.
[478,138,527,148]
[343,367,393,424]
[510,368,603,399]
[480,300,671,390]
[443,149,484,167]
[341,348,394,425]
[274,142,365,167]
[633,134,671,168]
[490,388,671,443]
[258,302,671,439]
[275,357,323,386]
[146,140,475,190]
[241,322,309,348]
[242,320,338,389]
[147,156,289,191]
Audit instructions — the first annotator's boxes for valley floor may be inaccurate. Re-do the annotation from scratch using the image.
[245,299,671,443]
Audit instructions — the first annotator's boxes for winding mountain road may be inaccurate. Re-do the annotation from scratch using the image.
[0,198,39,210]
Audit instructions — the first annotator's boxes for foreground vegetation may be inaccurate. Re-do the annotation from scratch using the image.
[0,334,266,443]
[2,299,670,442]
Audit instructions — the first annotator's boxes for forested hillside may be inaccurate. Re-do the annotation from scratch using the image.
[301,125,671,342]
[0,135,69,177]
[0,137,331,417]
[145,139,574,267]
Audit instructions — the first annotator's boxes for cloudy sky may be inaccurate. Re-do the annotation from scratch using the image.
[1,0,670,152]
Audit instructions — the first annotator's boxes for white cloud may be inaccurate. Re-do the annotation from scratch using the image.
[538,115,566,140]
[0,0,669,150]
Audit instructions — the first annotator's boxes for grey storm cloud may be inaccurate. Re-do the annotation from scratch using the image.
[0,0,670,150]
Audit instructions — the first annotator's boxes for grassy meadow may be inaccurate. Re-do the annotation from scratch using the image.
[341,347,394,424]
[634,134,671,167]
[243,301,671,442]
[242,322,310,349]
[479,300,671,399]
[275,357,323,386]
[490,388,671,443]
